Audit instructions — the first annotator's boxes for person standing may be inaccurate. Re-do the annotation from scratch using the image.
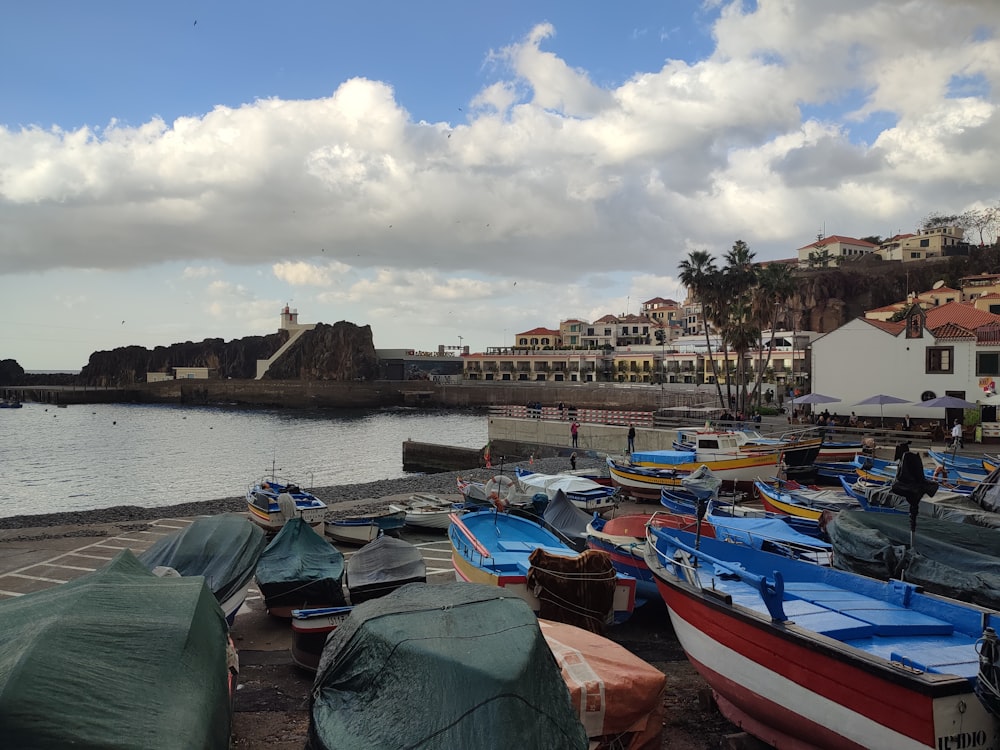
[951,419,964,449]
[902,414,912,431]
[627,423,636,453]
[570,452,577,470]
[571,420,580,448]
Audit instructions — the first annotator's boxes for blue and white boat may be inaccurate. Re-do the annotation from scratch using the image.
[246,477,327,533]
[449,508,636,628]
[514,467,619,513]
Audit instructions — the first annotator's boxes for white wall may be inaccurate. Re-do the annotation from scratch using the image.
[811,319,980,422]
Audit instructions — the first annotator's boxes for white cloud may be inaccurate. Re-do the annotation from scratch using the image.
[4,4,1000,369]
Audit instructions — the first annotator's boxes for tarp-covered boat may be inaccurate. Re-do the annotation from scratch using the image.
[828,510,1000,610]
[515,467,620,513]
[307,582,589,750]
[138,513,267,624]
[539,618,666,750]
[0,550,237,750]
[345,534,426,605]
[541,488,594,550]
[255,517,347,617]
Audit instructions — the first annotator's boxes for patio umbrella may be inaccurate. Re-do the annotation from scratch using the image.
[854,394,910,427]
[915,395,978,409]
[791,393,841,405]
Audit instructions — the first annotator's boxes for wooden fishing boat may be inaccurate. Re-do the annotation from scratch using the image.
[345,534,426,605]
[586,511,712,603]
[514,467,619,513]
[754,478,860,521]
[606,456,690,501]
[0,550,238,749]
[254,517,347,618]
[325,508,406,546]
[290,605,355,672]
[138,513,267,624]
[245,477,327,534]
[644,523,1000,749]
[449,508,636,630]
[388,493,463,530]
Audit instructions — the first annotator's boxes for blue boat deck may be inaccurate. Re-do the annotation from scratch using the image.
[695,565,981,680]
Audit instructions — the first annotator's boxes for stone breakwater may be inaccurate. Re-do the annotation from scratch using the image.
[0,455,607,531]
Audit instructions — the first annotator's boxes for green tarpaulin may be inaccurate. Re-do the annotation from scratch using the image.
[308,582,588,750]
[138,513,266,611]
[255,517,347,610]
[0,550,234,749]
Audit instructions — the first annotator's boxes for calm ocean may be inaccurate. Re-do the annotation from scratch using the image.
[0,403,487,518]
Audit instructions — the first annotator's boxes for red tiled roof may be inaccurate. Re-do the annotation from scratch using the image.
[923,286,960,294]
[594,314,618,323]
[796,235,878,251]
[517,327,559,336]
[931,322,975,339]
[925,301,1000,330]
[860,318,905,335]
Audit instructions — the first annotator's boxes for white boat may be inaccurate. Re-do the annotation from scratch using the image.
[325,508,406,546]
[245,477,327,534]
[514,468,619,513]
[388,493,463,530]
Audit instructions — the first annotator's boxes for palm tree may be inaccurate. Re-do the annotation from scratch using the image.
[750,263,795,407]
[678,250,725,408]
[721,241,758,414]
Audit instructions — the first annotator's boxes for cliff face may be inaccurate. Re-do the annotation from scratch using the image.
[781,249,1000,332]
[263,322,378,381]
[78,321,379,385]
[79,333,288,386]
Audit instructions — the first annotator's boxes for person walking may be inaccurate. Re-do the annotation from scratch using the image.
[570,452,577,470]
[627,423,636,454]
[570,420,580,448]
[951,419,964,450]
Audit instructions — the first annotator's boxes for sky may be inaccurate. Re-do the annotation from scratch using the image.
[2,1,1000,371]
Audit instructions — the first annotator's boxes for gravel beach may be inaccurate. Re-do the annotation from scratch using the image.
[0,455,607,530]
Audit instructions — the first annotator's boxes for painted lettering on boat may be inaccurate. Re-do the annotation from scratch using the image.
[937,729,990,750]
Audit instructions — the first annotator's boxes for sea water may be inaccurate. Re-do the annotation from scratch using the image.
[0,403,487,517]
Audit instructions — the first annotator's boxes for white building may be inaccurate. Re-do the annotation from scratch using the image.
[811,302,1000,425]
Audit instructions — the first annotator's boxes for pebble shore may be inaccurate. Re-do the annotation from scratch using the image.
[0,455,608,531]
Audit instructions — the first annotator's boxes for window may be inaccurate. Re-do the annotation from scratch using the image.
[978,352,1000,376]
[910,252,921,259]
[926,347,953,373]
[920,239,930,247]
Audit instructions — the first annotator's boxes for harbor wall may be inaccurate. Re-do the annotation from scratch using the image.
[486,417,680,458]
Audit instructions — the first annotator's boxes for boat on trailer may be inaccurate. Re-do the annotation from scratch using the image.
[644,523,1000,749]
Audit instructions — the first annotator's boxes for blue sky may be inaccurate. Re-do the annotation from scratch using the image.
[2,1,999,370]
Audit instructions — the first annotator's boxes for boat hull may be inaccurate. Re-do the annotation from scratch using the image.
[644,530,1000,750]
[449,511,636,625]
[290,606,354,672]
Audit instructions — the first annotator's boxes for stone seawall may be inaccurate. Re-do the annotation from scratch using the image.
[6,379,706,411]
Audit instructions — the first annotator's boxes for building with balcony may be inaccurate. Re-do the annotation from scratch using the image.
[796,235,877,267]
[878,225,966,262]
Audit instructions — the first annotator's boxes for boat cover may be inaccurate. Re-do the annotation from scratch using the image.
[517,470,610,498]
[138,513,266,608]
[707,513,832,553]
[345,534,426,604]
[630,450,696,466]
[973,465,1000,513]
[538,619,666,750]
[828,510,1000,610]
[0,550,233,749]
[543,489,593,544]
[255,517,347,609]
[681,465,722,499]
[308,582,588,750]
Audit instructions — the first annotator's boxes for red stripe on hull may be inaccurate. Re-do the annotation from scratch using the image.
[692,657,868,750]
[658,581,938,747]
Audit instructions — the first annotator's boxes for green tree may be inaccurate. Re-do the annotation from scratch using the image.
[720,240,758,415]
[678,250,726,409]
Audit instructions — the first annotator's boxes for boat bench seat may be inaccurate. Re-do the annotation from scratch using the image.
[782,583,954,637]
[485,553,525,573]
[889,644,979,679]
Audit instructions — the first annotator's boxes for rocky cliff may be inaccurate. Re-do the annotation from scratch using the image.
[77,320,378,385]
[262,322,379,381]
[780,249,1000,332]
